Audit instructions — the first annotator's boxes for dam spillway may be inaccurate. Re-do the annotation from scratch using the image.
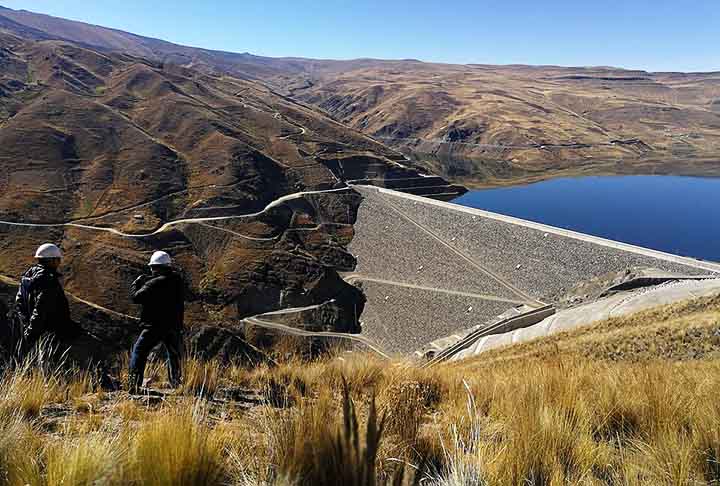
[348,185,720,355]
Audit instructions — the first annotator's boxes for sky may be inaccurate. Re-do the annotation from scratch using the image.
[1,0,718,72]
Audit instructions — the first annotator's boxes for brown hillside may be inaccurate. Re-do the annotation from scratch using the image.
[282,63,720,185]
[3,6,720,186]
[0,30,459,359]
[0,5,307,80]
[2,6,719,186]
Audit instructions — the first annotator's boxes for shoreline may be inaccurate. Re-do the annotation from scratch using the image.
[409,154,720,189]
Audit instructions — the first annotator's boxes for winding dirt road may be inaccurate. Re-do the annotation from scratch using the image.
[244,314,390,359]
[0,184,392,353]
[0,187,353,238]
[343,274,527,305]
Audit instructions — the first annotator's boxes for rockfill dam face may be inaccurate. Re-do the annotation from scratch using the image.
[347,185,720,355]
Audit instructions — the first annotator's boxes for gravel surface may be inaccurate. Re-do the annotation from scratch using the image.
[349,190,521,299]
[378,190,714,302]
[359,280,511,354]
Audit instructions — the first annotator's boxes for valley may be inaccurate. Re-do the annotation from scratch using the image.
[279,63,720,186]
[0,4,719,485]
[0,22,462,361]
[1,4,719,362]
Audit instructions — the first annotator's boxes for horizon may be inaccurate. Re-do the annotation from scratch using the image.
[0,1,718,73]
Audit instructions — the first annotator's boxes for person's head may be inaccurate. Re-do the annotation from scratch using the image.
[148,251,172,275]
[34,243,62,270]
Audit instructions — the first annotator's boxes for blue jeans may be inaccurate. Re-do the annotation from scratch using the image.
[129,327,183,389]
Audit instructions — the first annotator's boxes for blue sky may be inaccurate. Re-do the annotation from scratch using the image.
[1,0,718,71]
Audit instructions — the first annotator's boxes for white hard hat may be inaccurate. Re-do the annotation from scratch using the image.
[149,251,172,266]
[34,243,63,259]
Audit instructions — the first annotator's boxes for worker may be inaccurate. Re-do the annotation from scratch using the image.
[128,251,185,393]
[14,243,80,353]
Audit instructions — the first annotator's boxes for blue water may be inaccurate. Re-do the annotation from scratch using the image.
[453,175,720,263]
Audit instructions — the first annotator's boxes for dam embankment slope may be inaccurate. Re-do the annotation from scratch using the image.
[348,185,720,354]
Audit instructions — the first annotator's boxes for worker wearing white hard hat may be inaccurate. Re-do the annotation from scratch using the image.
[34,243,63,259]
[148,251,172,267]
[13,243,80,350]
[128,250,185,393]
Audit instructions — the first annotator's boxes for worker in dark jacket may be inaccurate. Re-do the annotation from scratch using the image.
[14,243,80,353]
[128,251,185,393]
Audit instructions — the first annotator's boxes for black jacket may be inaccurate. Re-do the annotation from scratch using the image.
[131,270,185,330]
[15,264,73,340]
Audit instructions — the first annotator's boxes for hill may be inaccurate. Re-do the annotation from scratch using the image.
[0,25,462,360]
[0,5,306,79]
[2,5,719,186]
[282,63,720,185]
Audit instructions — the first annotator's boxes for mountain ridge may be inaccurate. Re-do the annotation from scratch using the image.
[3,5,718,76]
[3,4,718,187]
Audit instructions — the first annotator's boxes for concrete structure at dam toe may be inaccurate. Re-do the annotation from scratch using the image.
[348,185,720,356]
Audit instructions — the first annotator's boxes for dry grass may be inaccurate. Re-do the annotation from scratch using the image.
[255,381,390,485]
[0,364,64,418]
[0,409,44,485]
[470,293,720,366]
[0,338,95,418]
[125,405,228,485]
[0,294,719,484]
[181,357,221,397]
[43,434,121,486]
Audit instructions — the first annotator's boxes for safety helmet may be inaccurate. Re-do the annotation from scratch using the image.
[149,251,172,266]
[34,243,63,259]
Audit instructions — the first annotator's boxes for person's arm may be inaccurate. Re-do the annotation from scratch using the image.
[15,278,31,319]
[130,274,150,294]
[132,275,163,304]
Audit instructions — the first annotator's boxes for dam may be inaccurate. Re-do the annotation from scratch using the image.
[347,185,720,357]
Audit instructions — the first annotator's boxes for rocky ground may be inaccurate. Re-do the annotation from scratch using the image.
[376,188,715,301]
[358,280,511,354]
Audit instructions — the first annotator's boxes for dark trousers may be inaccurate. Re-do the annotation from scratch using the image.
[129,327,183,388]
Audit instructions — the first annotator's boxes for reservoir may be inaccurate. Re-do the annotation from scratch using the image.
[453,175,720,263]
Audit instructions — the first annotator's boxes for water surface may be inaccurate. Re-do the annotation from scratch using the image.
[453,175,720,263]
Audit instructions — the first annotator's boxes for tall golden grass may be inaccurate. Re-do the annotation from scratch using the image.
[126,405,227,485]
[0,294,718,485]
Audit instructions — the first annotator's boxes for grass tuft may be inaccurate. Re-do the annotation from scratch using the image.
[124,405,228,485]
[181,357,221,397]
[44,434,122,486]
